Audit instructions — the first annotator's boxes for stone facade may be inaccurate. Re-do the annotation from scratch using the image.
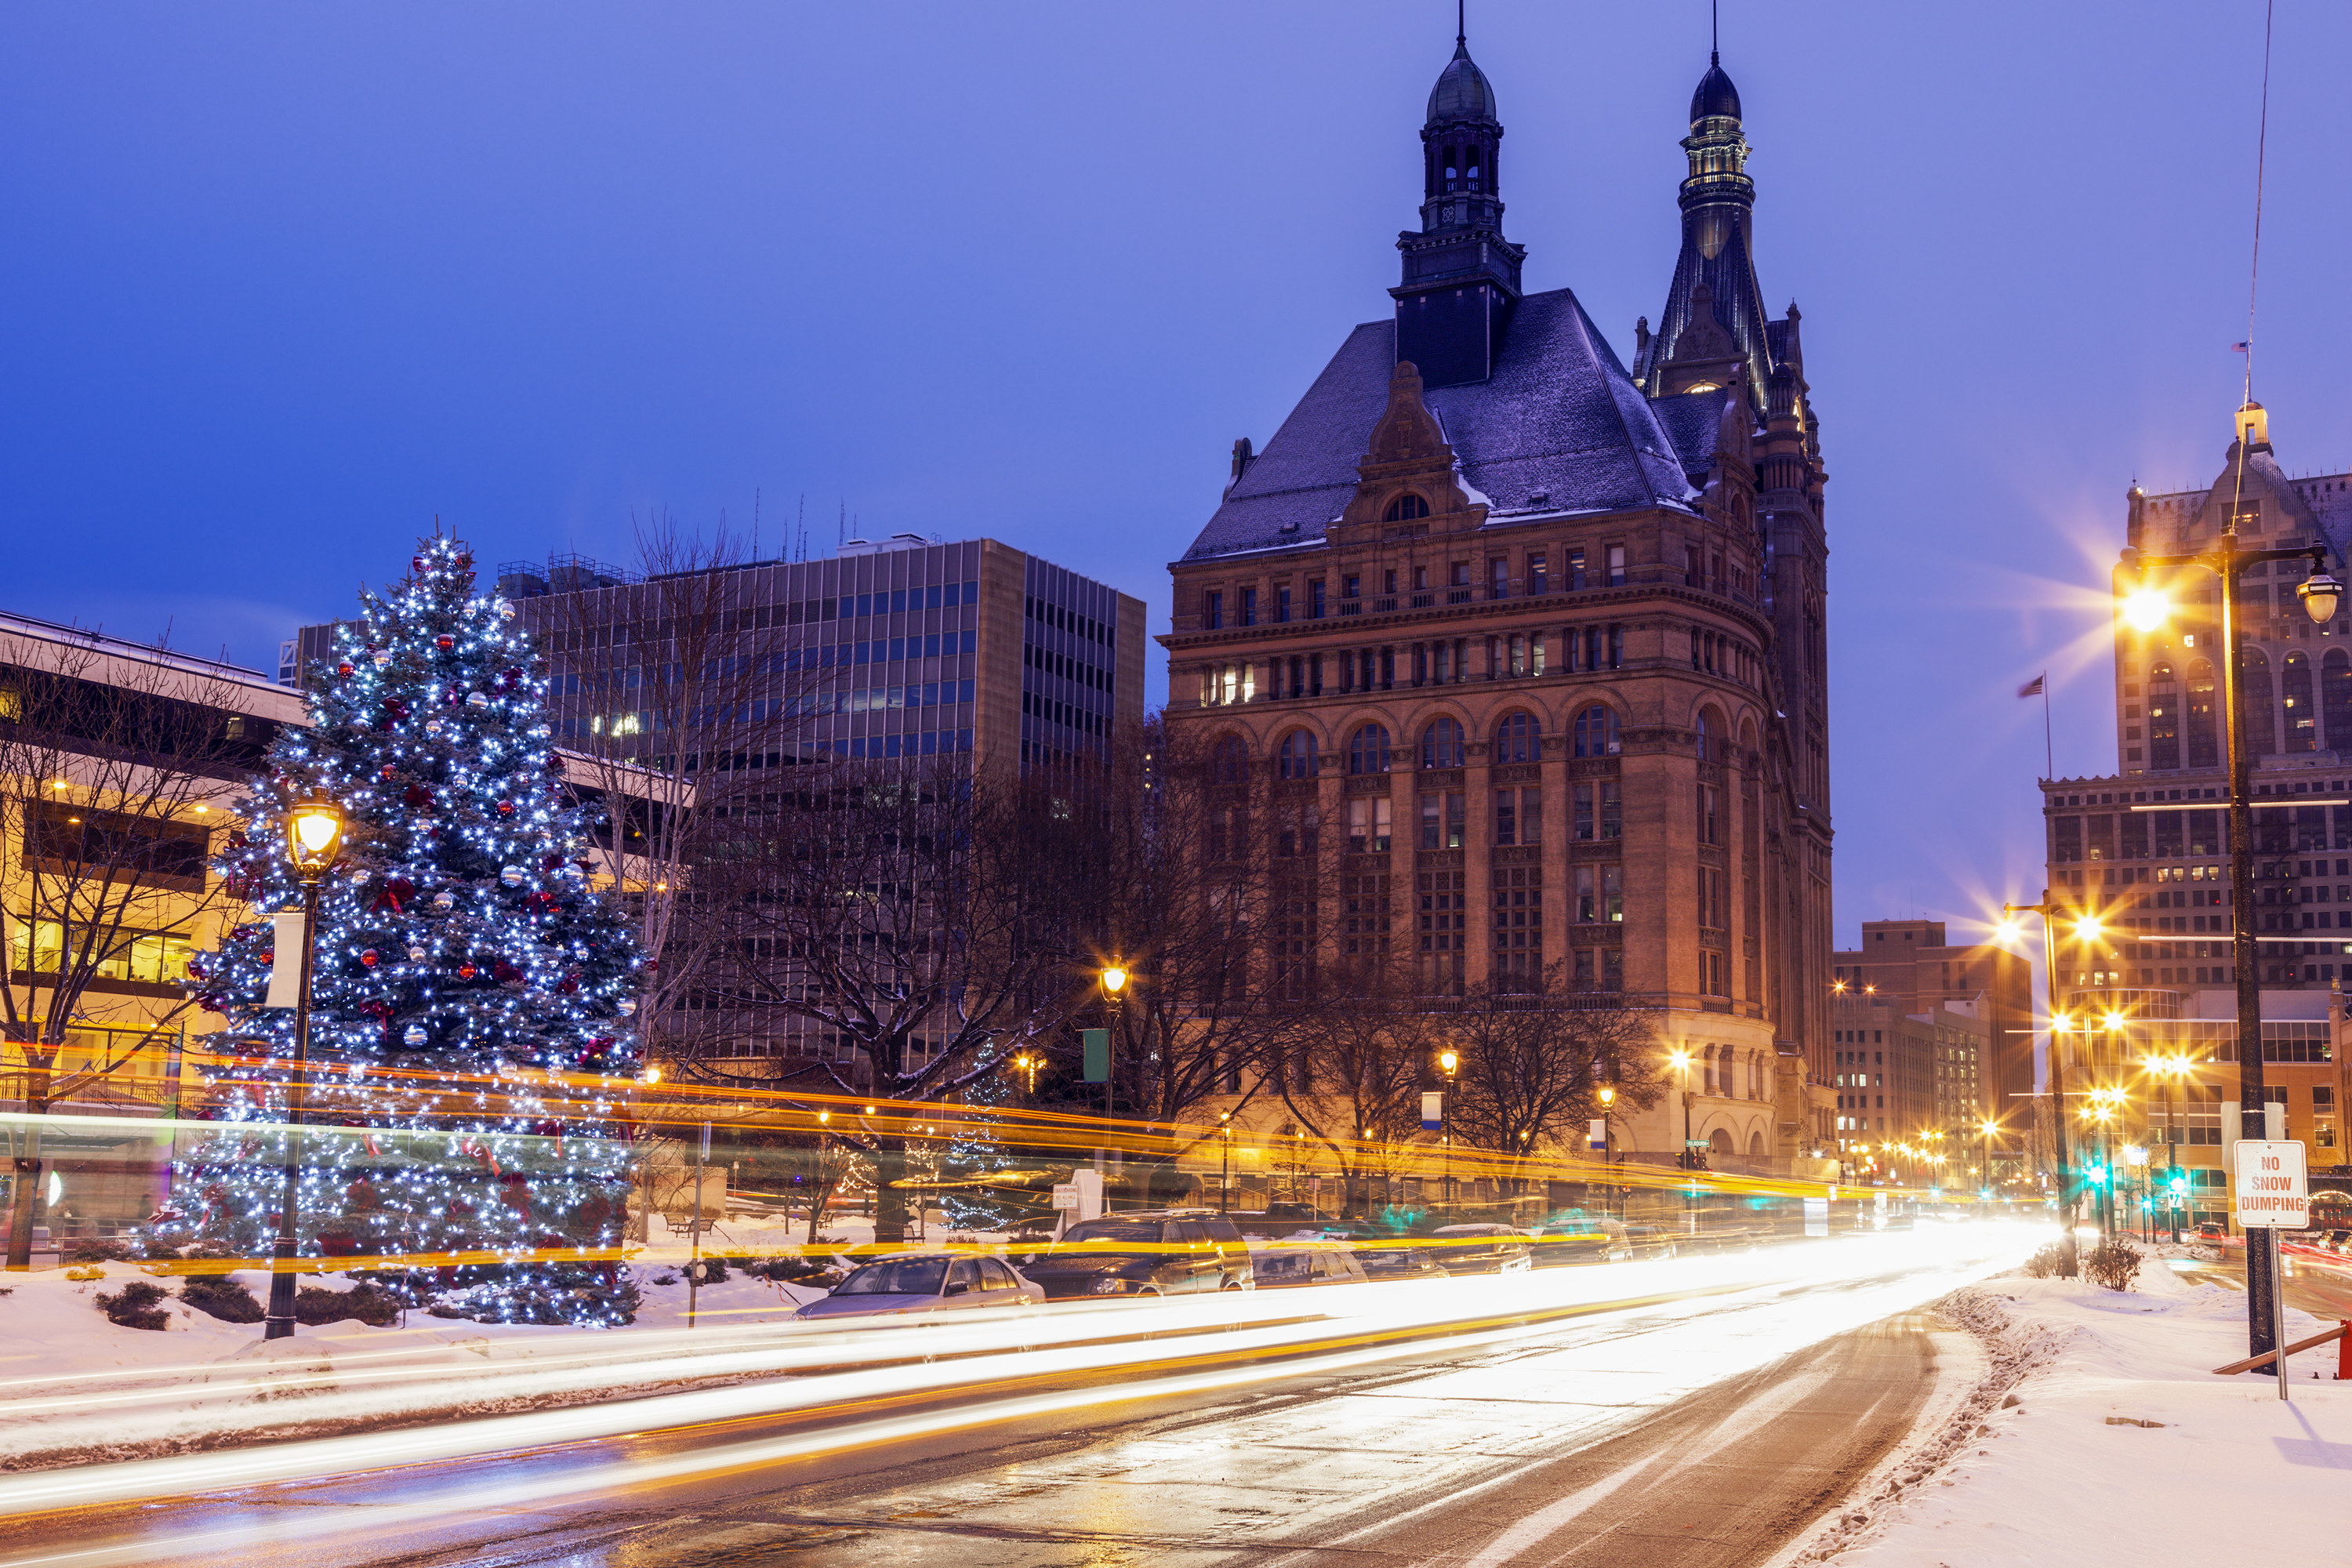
[1160,37,1836,1175]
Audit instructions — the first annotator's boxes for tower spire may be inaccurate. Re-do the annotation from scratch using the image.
[1392,23,1523,387]
[1639,47,1773,400]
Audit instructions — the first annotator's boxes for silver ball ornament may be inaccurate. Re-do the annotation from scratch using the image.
[403,1024,428,1047]
[499,866,525,887]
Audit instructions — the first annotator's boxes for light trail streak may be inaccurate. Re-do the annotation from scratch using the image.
[0,1222,2041,1561]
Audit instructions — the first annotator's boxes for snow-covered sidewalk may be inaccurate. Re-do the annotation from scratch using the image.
[1781,1248,2352,1567]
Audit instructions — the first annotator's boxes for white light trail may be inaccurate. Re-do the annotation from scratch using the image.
[0,1223,2041,1568]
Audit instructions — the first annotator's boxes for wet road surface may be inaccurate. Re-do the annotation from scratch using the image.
[1,1238,2015,1568]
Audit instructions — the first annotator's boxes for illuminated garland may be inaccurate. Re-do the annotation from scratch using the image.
[172,535,647,1325]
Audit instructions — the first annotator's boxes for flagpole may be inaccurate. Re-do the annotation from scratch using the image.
[2042,675,2053,779]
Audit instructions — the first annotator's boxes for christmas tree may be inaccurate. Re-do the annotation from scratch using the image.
[176,535,646,1325]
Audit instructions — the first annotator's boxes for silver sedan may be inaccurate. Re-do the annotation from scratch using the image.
[791,1253,1045,1320]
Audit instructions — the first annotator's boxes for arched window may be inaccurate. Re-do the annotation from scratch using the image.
[2324,651,2352,752]
[1384,493,1430,523]
[1210,735,1247,786]
[1748,1129,1766,1156]
[2284,652,2315,753]
[1421,715,1465,768]
[2187,659,2219,769]
[1348,724,1392,775]
[2244,650,2277,758]
[1573,704,1621,758]
[1277,729,1319,780]
[1492,711,1537,764]
[2147,662,2180,771]
[1695,706,1725,760]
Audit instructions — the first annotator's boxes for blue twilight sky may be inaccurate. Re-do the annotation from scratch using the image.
[5,2,2350,947]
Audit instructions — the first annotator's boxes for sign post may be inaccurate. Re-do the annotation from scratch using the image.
[2234,1138,2307,1401]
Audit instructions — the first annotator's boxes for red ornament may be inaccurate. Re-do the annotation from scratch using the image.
[495,800,516,818]
[336,661,355,677]
[360,949,380,967]
[457,962,478,981]
[436,634,455,650]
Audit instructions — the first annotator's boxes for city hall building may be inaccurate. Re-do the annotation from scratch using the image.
[1161,36,1838,1172]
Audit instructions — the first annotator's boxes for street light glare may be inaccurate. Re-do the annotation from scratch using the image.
[2122,586,2170,633]
[2073,913,2104,943]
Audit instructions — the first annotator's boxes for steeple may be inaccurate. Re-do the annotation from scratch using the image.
[1639,52,1774,400]
[1392,24,1523,390]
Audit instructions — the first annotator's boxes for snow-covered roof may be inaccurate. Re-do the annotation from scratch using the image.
[1178,287,1704,564]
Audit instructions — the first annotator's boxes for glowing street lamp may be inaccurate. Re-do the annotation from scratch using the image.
[1668,1048,1698,1173]
[263,793,343,1341]
[2118,430,2339,1363]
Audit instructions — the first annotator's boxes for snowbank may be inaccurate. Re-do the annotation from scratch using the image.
[1781,1250,2352,1567]
[0,1260,827,1468]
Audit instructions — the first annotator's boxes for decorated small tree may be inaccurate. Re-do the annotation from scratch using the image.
[178,535,646,1325]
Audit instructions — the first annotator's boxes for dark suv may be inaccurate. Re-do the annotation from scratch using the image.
[1020,1210,1255,1299]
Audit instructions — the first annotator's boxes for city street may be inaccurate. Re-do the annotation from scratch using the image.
[0,1231,2018,1568]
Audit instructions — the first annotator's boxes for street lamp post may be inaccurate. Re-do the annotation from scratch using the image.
[2000,902,2085,1269]
[1595,1084,1617,1219]
[264,795,344,1341]
[1437,1048,1459,1217]
[1980,1117,2000,1210]
[2118,437,2341,1365]
[1218,1111,1233,1213]
[1096,963,1127,1192]
[2144,1052,2191,1244]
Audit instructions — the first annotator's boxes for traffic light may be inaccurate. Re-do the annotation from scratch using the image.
[2166,1173,2187,1198]
[2084,1161,2109,1187]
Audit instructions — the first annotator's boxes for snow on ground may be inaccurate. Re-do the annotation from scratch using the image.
[0,1217,869,1468]
[1777,1246,2352,1568]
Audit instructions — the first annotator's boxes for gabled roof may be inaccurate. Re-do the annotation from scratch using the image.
[1179,287,1700,563]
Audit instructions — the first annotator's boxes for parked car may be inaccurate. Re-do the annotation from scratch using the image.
[1021,1210,1254,1299]
[1348,1239,1453,1280]
[1250,1240,1372,1289]
[791,1253,1043,1321]
[1620,1224,1678,1261]
[1425,1223,1534,1275]
[1526,1213,1630,1267]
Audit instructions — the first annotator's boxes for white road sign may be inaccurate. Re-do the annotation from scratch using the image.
[2234,1140,2307,1229]
[1050,1183,1079,1211]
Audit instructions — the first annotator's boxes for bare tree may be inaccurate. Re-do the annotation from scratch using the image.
[0,624,267,1268]
[1443,974,1664,1189]
[1040,720,1295,1123]
[1273,971,1441,1218]
[521,517,822,1065]
[700,754,1101,1243]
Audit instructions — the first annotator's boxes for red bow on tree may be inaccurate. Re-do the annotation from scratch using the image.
[370,877,416,913]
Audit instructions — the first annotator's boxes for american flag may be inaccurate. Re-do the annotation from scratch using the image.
[2017,674,2045,699]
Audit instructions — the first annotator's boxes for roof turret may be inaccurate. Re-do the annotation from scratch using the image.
[1691,54,1741,123]
[1427,40,1498,125]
